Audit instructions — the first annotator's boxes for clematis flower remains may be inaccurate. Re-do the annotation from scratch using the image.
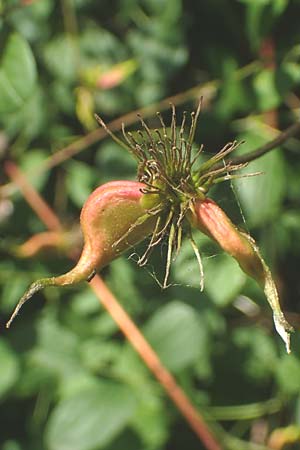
[7,101,293,353]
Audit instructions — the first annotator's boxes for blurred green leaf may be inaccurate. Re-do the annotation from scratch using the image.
[43,36,77,83]
[239,0,288,9]
[1,86,47,140]
[15,363,54,397]
[276,210,300,256]
[253,69,281,111]
[144,300,208,371]
[0,272,30,313]
[58,373,101,400]
[108,257,142,313]
[217,57,249,119]
[204,254,246,307]
[242,0,289,48]
[271,0,289,15]
[0,33,37,113]
[45,382,137,450]
[279,61,300,87]
[79,339,122,372]
[131,384,169,449]
[80,27,126,62]
[20,149,49,191]
[233,327,277,382]
[66,160,96,208]
[173,236,245,306]
[8,0,53,42]
[105,430,142,450]
[2,441,22,450]
[113,346,170,449]
[276,354,300,395]
[234,128,286,226]
[0,340,19,398]
[31,315,82,379]
[70,288,100,316]
[96,142,136,183]
[173,234,210,288]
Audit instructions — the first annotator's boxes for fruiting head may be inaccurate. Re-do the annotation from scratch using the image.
[95,101,293,351]
[7,101,293,353]
[95,101,248,287]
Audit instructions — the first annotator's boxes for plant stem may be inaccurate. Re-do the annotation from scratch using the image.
[4,161,62,232]
[228,120,300,167]
[1,60,260,198]
[206,397,282,421]
[90,276,221,450]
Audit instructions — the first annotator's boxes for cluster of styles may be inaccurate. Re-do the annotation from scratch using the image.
[7,101,293,353]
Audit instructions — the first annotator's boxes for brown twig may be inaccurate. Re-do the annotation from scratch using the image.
[90,276,221,450]
[228,120,300,167]
[34,61,260,172]
[4,161,62,232]
[225,37,300,168]
[6,164,222,450]
[40,81,218,172]
[0,60,260,199]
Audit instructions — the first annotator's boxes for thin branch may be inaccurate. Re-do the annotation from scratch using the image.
[6,164,222,450]
[1,60,260,198]
[41,82,218,172]
[90,276,221,450]
[228,120,300,167]
[4,161,62,232]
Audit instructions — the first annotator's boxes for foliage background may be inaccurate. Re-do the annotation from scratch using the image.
[1,1,300,449]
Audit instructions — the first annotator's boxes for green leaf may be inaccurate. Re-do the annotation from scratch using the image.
[239,0,288,8]
[0,33,36,113]
[271,0,289,16]
[131,385,169,449]
[79,339,122,372]
[108,258,142,314]
[204,254,246,307]
[31,315,82,379]
[0,273,31,313]
[0,340,19,398]
[217,57,249,119]
[113,346,170,448]
[43,36,77,83]
[2,441,22,450]
[96,142,136,183]
[173,236,245,306]
[172,234,209,288]
[144,300,208,371]
[66,161,96,208]
[233,327,277,382]
[276,354,300,395]
[20,149,49,191]
[71,288,100,316]
[234,128,286,226]
[45,382,137,450]
[253,69,281,111]
[244,2,267,49]
[241,0,289,48]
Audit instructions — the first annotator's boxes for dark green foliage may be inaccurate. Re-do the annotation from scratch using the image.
[1,1,300,449]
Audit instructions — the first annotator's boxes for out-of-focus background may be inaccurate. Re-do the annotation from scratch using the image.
[1,1,300,449]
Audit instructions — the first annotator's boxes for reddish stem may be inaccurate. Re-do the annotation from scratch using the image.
[4,161,62,232]
[259,37,278,129]
[90,276,221,450]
